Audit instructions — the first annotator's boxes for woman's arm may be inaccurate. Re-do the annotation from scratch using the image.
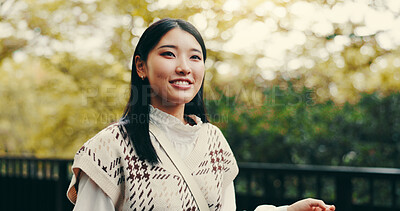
[255,198,335,211]
[221,182,236,211]
[73,172,115,211]
[287,198,335,211]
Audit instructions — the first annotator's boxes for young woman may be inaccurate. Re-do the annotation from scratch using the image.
[67,18,335,211]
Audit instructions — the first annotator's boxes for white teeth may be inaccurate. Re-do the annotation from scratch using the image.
[173,81,189,85]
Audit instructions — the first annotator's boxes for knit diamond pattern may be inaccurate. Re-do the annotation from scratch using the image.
[67,122,238,211]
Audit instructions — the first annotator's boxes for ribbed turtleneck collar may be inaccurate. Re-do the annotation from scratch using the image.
[149,105,203,144]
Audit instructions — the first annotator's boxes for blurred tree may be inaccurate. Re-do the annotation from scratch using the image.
[207,86,400,168]
[0,0,399,161]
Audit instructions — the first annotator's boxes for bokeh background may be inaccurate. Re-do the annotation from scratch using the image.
[1,0,400,168]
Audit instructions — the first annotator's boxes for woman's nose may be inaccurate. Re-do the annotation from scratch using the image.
[176,58,191,75]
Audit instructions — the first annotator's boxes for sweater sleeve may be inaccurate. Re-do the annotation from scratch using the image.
[67,123,126,207]
[220,182,288,211]
[73,172,115,211]
[221,181,236,211]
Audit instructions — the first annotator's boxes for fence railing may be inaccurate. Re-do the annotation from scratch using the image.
[235,162,400,211]
[1,157,400,211]
[0,157,73,211]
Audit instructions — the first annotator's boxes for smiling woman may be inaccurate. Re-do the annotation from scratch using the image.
[135,28,205,115]
[65,18,335,211]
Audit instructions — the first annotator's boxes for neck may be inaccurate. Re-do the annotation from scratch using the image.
[151,102,186,124]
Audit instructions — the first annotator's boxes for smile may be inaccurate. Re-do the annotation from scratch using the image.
[169,79,193,89]
[172,81,190,85]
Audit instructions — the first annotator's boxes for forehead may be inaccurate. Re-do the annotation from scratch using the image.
[156,28,202,50]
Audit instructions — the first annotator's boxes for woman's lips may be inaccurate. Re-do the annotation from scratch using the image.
[170,79,192,89]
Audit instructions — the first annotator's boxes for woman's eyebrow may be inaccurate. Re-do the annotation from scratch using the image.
[158,44,176,49]
[191,48,202,54]
[158,45,202,54]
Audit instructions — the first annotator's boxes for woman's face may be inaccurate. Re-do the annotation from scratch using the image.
[139,28,205,108]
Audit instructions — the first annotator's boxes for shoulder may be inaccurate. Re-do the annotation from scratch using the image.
[78,122,128,152]
[69,122,128,206]
[200,123,231,147]
[73,122,132,168]
[90,122,126,143]
[200,122,235,159]
[200,122,225,137]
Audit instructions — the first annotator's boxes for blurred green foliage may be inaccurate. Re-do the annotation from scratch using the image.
[207,86,400,167]
[0,0,399,165]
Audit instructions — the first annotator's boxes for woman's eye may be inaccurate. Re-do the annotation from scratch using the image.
[161,52,175,57]
[191,55,201,60]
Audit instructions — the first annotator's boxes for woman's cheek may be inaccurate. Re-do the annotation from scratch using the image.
[196,68,205,84]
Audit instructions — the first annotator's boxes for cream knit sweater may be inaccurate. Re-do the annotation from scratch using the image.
[67,120,239,210]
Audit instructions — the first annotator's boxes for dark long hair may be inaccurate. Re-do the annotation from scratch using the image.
[120,18,209,164]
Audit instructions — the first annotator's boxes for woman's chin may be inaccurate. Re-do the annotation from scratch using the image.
[153,99,192,107]
[169,97,196,106]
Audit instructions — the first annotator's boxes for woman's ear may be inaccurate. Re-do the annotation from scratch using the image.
[135,55,146,79]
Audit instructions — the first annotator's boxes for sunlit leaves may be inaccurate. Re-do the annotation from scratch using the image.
[1,0,400,158]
